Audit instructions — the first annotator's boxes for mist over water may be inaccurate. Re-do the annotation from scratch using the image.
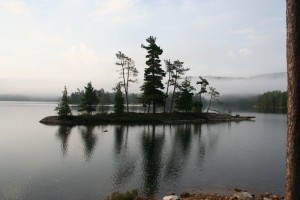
[198,73,287,95]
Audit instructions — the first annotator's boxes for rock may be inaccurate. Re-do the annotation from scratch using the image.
[234,188,243,192]
[162,195,180,200]
[272,194,279,199]
[179,192,191,198]
[233,191,253,200]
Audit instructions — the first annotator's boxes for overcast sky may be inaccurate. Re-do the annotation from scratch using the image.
[0,0,286,96]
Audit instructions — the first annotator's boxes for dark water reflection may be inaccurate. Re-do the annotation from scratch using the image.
[0,102,287,200]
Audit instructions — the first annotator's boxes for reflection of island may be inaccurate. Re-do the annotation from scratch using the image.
[140,125,165,197]
[56,126,72,156]
[79,126,97,160]
[112,125,136,189]
[164,124,193,182]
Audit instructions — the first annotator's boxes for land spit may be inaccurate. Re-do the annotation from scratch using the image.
[40,112,255,125]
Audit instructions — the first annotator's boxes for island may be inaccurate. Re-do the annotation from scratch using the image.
[39,112,255,125]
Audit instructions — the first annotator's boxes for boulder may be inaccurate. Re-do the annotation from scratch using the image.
[233,191,253,200]
[162,195,180,200]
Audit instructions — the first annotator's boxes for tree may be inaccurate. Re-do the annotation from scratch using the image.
[196,76,209,113]
[115,51,138,112]
[79,82,99,114]
[163,59,174,113]
[113,83,125,114]
[141,36,165,113]
[169,60,189,113]
[175,76,195,113]
[55,86,72,119]
[206,87,220,113]
[286,1,300,199]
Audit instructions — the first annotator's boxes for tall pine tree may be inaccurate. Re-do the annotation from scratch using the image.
[175,77,195,113]
[55,86,72,119]
[141,36,165,113]
[79,82,99,115]
[113,83,125,114]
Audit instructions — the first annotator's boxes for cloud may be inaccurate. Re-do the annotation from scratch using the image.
[28,31,63,44]
[62,43,99,66]
[232,27,255,35]
[238,48,253,57]
[89,0,145,24]
[3,1,31,15]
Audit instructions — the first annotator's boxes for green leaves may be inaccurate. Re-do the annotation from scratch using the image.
[79,82,99,114]
[141,36,165,113]
[55,86,72,119]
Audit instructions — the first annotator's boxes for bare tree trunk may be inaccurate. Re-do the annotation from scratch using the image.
[206,93,212,113]
[163,74,171,113]
[286,1,300,199]
[169,75,178,114]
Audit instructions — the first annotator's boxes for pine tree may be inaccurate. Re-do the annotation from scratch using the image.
[196,76,209,113]
[79,82,99,115]
[169,60,189,113]
[141,36,165,113]
[55,86,72,119]
[115,51,138,112]
[175,77,195,113]
[286,1,300,199]
[114,83,125,114]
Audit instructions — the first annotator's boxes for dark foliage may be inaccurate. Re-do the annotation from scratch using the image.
[114,83,125,114]
[55,86,72,119]
[256,90,287,113]
[79,82,99,114]
[141,36,165,113]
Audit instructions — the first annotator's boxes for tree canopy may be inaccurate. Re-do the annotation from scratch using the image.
[55,86,72,119]
[79,82,99,114]
[113,83,125,114]
[141,36,165,113]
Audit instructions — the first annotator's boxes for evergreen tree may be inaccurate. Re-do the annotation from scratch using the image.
[175,77,195,113]
[55,86,72,119]
[286,1,300,199]
[163,59,174,113]
[169,60,189,113]
[113,83,125,114]
[79,82,99,114]
[115,51,138,112]
[206,87,221,113]
[196,76,209,113]
[141,36,165,113]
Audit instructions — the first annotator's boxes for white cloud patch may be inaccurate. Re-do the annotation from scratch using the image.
[3,1,31,15]
[28,31,63,44]
[232,27,255,34]
[238,48,253,57]
[89,0,145,24]
[62,43,99,66]
[227,48,253,59]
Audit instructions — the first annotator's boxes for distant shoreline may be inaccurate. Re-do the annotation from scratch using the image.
[39,112,255,126]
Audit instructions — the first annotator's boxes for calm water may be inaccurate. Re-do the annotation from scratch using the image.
[0,101,287,199]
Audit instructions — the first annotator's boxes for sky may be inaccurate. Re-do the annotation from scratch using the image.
[0,0,286,96]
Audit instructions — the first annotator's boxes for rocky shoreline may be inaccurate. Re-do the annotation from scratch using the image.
[162,190,284,200]
[39,112,255,125]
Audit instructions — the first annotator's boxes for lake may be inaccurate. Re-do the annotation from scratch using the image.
[0,101,287,199]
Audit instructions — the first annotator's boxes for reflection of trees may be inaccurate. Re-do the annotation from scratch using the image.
[140,125,165,197]
[80,126,97,160]
[56,126,72,156]
[112,125,136,188]
[194,124,206,169]
[164,124,193,182]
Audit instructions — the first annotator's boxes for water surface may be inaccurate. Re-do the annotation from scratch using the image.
[0,102,287,199]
